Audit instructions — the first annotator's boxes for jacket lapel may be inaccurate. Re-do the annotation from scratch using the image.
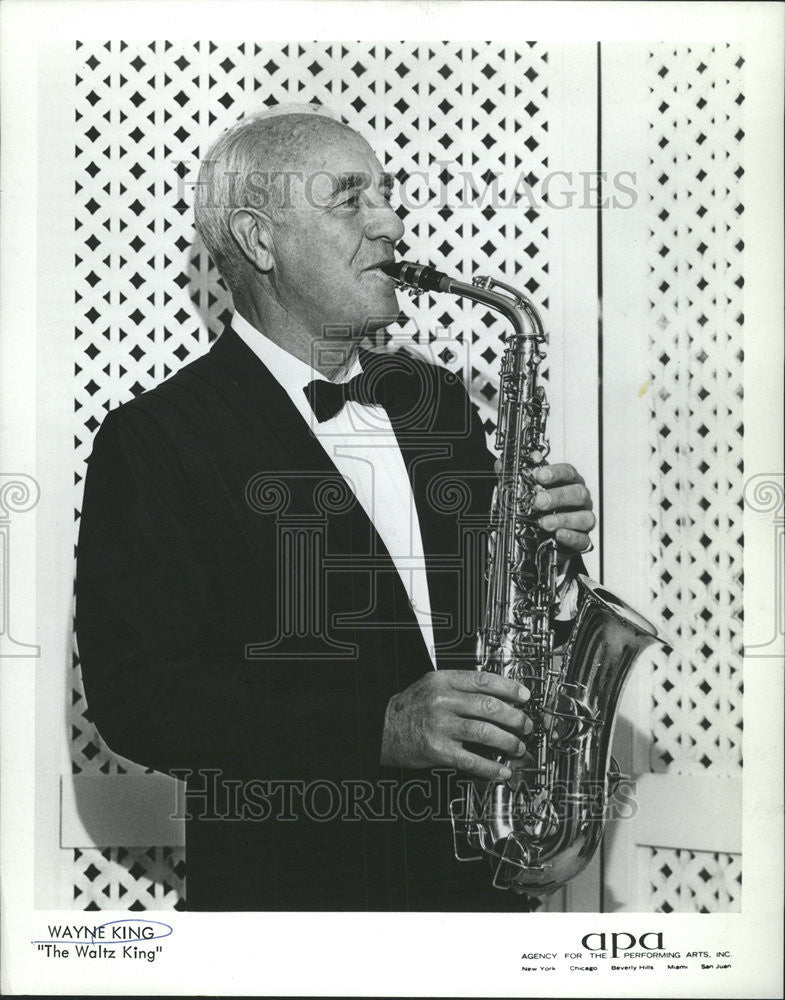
[384,355,495,669]
[200,327,434,666]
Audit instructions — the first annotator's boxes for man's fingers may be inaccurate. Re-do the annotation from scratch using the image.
[452,692,530,734]
[451,746,513,782]
[554,527,592,552]
[445,669,530,704]
[533,483,592,512]
[455,718,531,755]
[539,509,596,533]
[533,463,584,486]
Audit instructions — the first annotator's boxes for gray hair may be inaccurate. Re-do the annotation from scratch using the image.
[193,104,346,292]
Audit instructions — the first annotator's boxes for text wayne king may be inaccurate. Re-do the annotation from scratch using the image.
[46,924,160,940]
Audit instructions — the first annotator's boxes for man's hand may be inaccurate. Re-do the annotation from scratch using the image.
[380,670,531,781]
[531,463,595,562]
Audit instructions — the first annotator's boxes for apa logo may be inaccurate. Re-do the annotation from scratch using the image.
[582,931,664,958]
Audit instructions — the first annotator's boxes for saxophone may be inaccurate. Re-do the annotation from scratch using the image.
[381,260,669,895]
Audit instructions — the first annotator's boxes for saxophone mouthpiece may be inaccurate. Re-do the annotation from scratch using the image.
[380,260,451,293]
[378,260,403,280]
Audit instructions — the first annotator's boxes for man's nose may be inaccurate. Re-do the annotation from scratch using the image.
[364,200,405,243]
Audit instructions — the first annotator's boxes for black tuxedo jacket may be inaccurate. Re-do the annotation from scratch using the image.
[76,325,539,911]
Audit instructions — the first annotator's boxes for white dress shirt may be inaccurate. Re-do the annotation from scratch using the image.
[232,312,579,667]
[232,312,439,667]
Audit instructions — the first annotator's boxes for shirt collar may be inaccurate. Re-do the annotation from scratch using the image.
[231,311,361,397]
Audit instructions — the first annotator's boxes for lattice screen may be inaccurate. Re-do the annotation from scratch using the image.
[73,847,185,911]
[71,39,553,908]
[645,43,744,777]
[641,43,744,914]
[69,39,746,913]
[645,846,742,913]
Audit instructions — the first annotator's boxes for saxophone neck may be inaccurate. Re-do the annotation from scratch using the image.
[446,274,544,344]
[381,259,545,344]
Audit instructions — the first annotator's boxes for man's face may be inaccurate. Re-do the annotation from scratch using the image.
[267,124,405,342]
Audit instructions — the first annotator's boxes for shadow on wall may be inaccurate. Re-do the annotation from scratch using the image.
[602,711,648,914]
[67,623,185,908]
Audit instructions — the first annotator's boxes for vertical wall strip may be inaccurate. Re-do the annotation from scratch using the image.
[596,41,605,578]
[595,39,606,913]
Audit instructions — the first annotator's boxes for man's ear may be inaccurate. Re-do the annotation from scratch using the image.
[228,208,276,273]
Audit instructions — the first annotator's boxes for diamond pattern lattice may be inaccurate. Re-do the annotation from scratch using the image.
[71,40,553,906]
[646,846,742,913]
[72,847,185,910]
[645,44,744,777]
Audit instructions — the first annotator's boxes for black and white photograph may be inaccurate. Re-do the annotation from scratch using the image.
[1,1,782,996]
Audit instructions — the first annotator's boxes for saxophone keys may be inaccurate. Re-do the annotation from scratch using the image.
[521,798,560,840]
[491,836,532,888]
[449,796,483,861]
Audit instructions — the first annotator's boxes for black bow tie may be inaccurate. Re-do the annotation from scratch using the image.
[304,348,419,423]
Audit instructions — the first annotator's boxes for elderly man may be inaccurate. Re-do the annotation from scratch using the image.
[76,106,595,910]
